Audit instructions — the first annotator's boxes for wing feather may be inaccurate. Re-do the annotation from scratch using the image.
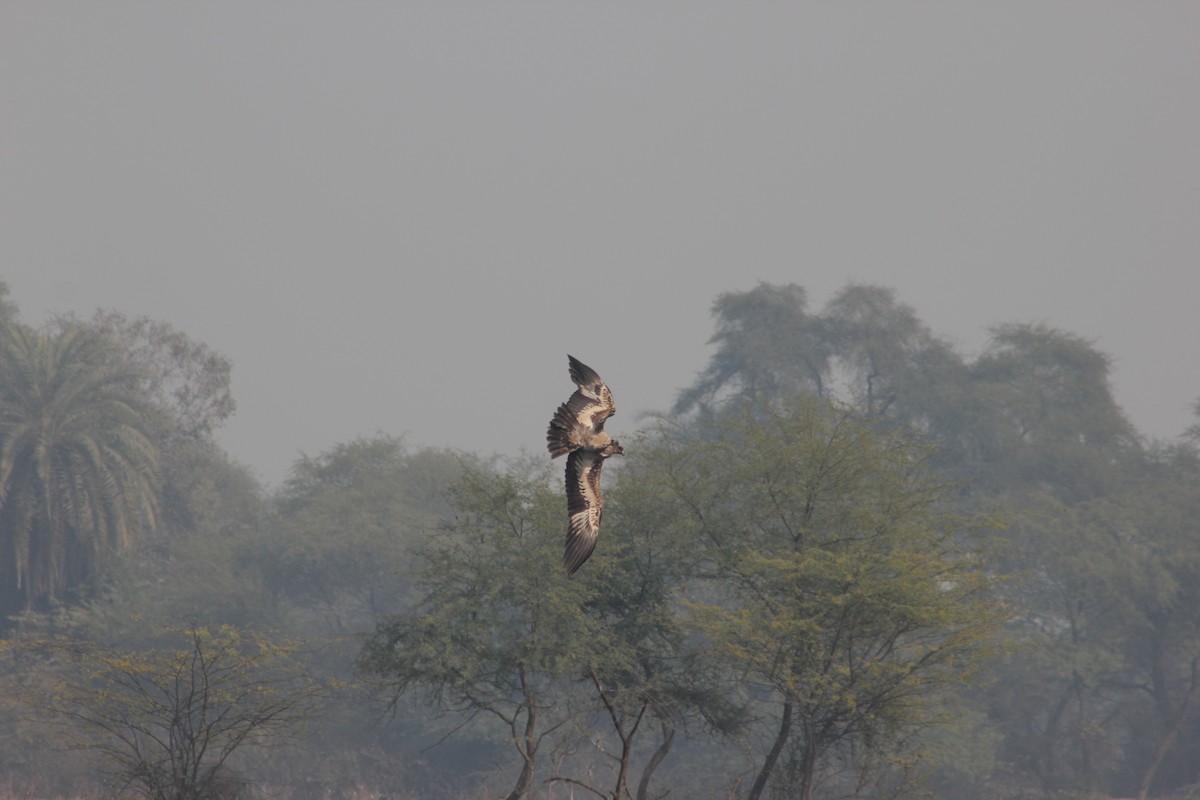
[568,354,616,417]
[563,449,605,576]
[546,356,617,458]
[568,355,604,393]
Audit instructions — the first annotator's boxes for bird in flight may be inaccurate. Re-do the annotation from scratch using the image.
[546,355,623,575]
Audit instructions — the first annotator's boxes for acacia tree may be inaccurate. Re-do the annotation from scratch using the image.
[0,322,161,619]
[645,396,1003,800]
[358,461,609,800]
[34,625,320,800]
[559,463,745,800]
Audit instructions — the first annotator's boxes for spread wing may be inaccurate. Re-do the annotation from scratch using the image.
[563,448,605,576]
[546,355,617,458]
[568,354,616,426]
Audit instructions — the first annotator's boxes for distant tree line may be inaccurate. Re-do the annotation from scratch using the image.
[2,277,1199,800]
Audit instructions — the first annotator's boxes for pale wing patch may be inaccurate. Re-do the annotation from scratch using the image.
[568,355,616,423]
[564,449,605,576]
[547,357,617,458]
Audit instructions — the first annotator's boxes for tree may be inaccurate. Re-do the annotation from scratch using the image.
[958,325,1161,795]
[32,624,321,800]
[981,442,1200,799]
[1185,396,1200,442]
[0,321,161,619]
[266,435,467,631]
[1118,444,1200,799]
[0,280,19,328]
[358,460,608,800]
[822,283,960,422]
[640,396,1004,800]
[984,491,1134,793]
[820,285,977,459]
[672,282,980,473]
[968,322,1134,500]
[85,310,235,442]
[560,455,746,800]
[673,282,830,416]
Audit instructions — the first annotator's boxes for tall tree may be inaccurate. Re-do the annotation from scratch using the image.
[0,322,161,618]
[1105,444,1200,799]
[821,284,973,448]
[642,396,1003,800]
[983,443,1200,799]
[359,461,608,800]
[985,491,1135,793]
[968,322,1134,500]
[564,450,745,800]
[673,282,830,416]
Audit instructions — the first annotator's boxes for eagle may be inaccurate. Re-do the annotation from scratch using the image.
[546,355,623,575]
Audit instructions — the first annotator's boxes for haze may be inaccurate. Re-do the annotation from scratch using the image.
[2,2,1197,486]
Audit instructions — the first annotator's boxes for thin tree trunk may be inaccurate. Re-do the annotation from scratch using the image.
[1072,669,1093,793]
[636,721,675,800]
[590,669,648,800]
[797,729,818,800]
[748,700,793,800]
[612,699,648,800]
[505,665,539,800]
[1038,691,1071,791]
[1138,656,1199,800]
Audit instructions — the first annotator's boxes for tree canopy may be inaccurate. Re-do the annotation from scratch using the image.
[0,322,161,618]
[2,279,1199,800]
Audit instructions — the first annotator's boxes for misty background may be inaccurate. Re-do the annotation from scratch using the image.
[2,2,1197,486]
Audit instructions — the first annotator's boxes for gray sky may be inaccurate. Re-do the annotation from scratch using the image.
[3,3,1198,486]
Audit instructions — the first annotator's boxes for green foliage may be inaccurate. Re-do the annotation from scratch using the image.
[360,459,610,799]
[823,283,965,426]
[674,282,970,441]
[967,322,1134,500]
[4,278,1200,800]
[634,396,1005,799]
[265,435,468,629]
[566,446,751,800]
[0,321,162,619]
[673,282,830,414]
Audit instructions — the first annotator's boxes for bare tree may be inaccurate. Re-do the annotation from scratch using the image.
[39,625,321,800]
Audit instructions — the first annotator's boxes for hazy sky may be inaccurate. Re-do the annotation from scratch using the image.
[2,3,1198,486]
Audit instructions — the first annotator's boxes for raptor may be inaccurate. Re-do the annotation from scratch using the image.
[546,355,623,575]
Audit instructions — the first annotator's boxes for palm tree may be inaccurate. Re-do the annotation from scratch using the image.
[0,322,161,618]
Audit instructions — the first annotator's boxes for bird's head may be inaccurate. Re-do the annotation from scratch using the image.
[602,440,625,458]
